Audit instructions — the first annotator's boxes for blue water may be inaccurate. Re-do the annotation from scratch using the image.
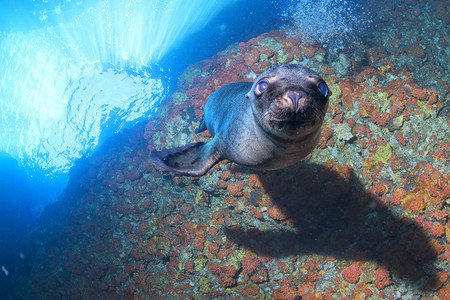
[0,0,236,179]
[0,0,370,297]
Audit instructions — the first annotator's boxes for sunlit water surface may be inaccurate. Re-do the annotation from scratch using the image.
[0,0,237,178]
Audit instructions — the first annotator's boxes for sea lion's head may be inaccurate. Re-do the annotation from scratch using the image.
[247,64,330,138]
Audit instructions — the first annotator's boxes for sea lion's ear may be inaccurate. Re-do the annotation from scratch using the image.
[246,91,251,98]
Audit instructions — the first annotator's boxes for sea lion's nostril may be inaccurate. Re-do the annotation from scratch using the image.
[287,91,301,102]
[287,91,304,112]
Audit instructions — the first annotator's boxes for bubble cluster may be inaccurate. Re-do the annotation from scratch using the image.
[282,0,372,51]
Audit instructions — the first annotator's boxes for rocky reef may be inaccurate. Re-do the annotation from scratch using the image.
[12,0,449,299]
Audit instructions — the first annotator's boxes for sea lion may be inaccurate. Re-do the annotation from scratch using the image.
[151,64,331,177]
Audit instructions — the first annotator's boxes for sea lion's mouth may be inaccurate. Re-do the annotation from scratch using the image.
[267,98,325,131]
[269,118,316,130]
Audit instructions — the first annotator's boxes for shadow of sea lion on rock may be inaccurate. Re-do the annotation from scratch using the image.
[225,162,439,289]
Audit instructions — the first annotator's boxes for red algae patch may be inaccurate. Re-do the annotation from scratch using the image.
[342,263,362,284]
[267,205,288,221]
[402,196,426,213]
[303,46,316,58]
[241,284,260,297]
[227,182,245,197]
[373,267,392,289]
[241,256,261,275]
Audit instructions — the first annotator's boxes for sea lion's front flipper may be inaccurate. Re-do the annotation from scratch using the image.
[194,116,207,134]
[150,142,222,177]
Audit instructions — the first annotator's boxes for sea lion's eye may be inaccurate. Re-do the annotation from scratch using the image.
[318,82,328,97]
[255,80,269,96]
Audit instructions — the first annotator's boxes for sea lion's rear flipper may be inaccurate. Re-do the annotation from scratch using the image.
[150,142,222,177]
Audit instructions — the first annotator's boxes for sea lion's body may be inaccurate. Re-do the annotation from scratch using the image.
[151,64,331,177]
[202,82,320,170]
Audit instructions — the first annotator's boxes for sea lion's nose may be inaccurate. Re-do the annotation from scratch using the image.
[287,91,308,112]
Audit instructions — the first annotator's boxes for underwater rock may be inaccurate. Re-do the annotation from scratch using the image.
[388,115,404,131]
[13,3,450,298]
[332,53,351,77]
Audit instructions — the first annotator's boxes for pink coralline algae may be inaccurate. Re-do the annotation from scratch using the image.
[250,267,269,283]
[241,256,262,275]
[218,273,236,288]
[208,262,221,274]
[342,263,362,284]
[374,267,392,289]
